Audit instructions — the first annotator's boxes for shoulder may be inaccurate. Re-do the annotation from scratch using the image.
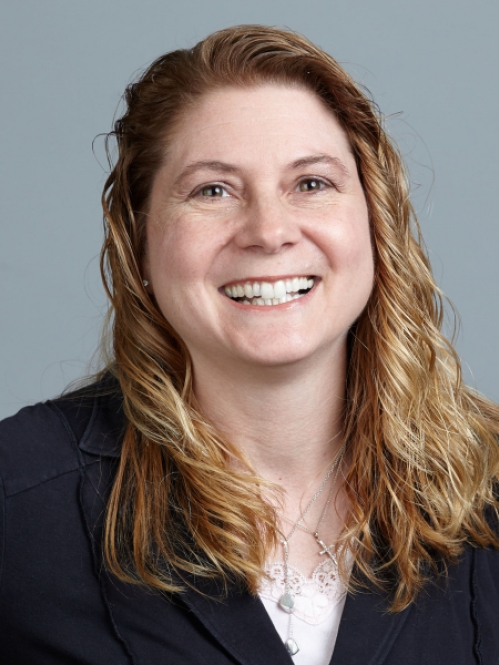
[0,373,125,498]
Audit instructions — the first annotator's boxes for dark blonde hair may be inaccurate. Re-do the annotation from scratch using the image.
[100,24,499,611]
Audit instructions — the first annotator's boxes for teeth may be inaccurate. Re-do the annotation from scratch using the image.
[240,292,307,306]
[260,282,274,300]
[224,277,315,305]
[274,280,286,299]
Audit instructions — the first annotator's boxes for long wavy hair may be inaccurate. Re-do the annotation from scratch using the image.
[100,25,499,611]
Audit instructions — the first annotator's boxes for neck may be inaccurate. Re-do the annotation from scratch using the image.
[191,346,347,498]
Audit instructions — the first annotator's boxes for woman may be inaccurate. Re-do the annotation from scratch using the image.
[1,25,499,665]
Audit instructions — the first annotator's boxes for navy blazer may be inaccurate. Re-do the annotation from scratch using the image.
[1,378,499,664]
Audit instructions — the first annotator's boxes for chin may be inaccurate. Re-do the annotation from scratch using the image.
[234,342,321,369]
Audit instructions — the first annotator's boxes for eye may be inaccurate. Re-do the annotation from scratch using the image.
[197,184,229,198]
[297,178,327,193]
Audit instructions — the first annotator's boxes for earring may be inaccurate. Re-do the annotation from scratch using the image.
[142,279,149,287]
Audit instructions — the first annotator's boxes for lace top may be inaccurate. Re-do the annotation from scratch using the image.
[259,557,349,665]
[260,558,347,624]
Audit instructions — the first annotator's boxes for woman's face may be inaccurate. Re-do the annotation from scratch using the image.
[144,84,374,371]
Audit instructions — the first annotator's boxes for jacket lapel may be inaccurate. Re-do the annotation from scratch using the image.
[180,571,414,665]
[77,418,292,665]
[330,580,413,665]
[179,577,294,665]
[79,458,293,665]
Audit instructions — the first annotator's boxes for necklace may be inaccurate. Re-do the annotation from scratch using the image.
[277,442,346,657]
[279,515,340,565]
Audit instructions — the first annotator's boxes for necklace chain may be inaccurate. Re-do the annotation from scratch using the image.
[281,442,346,544]
[277,441,346,657]
[278,444,345,542]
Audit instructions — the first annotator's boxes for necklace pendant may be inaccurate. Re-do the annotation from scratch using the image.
[278,592,295,613]
[315,533,338,564]
[285,638,300,656]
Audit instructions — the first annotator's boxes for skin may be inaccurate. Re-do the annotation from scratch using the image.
[144,84,374,572]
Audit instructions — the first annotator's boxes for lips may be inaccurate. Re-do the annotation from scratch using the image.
[223,277,315,306]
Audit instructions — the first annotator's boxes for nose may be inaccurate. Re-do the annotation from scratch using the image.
[233,197,302,254]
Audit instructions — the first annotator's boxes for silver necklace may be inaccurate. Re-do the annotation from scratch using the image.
[277,443,346,657]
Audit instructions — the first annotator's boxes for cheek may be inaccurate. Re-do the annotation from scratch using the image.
[328,213,375,301]
[349,227,375,292]
[342,201,371,262]
[347,226,374,274]
[320,207,373,271]
[145,223,199,331]
[147,218,202,284]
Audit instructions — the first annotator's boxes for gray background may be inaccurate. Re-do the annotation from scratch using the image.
[1,0,498,420]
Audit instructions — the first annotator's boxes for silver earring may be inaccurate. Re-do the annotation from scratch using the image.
[142,279,149,287]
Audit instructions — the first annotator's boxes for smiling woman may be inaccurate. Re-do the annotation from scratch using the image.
[1,25,499,665]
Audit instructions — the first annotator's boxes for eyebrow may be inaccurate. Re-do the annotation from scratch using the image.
[290,154,350,178]
[173,153,350,188]
[173,161,241,188]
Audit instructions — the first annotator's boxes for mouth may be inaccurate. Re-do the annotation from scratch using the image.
[223,276,316,306]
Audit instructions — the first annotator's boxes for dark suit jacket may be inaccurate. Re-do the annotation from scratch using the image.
[1,377,498,664]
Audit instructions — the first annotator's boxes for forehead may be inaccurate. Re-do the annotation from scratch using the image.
[164,84,354,169]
